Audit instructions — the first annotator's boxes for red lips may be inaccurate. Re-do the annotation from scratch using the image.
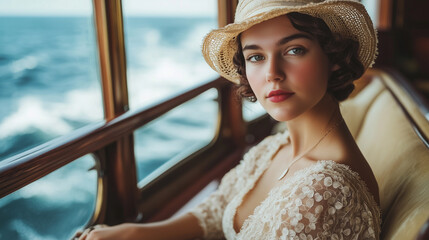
[267,90,294,103]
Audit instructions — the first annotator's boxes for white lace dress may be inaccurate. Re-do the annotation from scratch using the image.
[189,131,381,240]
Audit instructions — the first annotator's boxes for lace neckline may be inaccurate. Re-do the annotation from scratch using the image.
[228,131,381,237]
[231,132,289,234]
[231,131,292,235]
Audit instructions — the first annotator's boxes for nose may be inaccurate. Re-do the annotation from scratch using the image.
[265,55,285,82]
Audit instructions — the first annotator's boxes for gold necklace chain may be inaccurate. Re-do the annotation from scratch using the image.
[277,112,344,181]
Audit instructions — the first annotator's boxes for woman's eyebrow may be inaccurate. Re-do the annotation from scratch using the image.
[277,33,312,45]
[242,33,312,52]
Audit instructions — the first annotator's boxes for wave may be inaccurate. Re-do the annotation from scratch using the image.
[0,88,102,139]
[10,55,39,73]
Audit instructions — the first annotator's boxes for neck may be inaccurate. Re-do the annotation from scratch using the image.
[286,94,342,158]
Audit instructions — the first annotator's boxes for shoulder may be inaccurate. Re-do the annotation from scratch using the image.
[296,160,379,208]
[280,160,381,239]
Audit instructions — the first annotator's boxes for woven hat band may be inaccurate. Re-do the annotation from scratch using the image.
[236,0,324,21]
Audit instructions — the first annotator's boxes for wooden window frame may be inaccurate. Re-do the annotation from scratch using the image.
[0,0,258,226]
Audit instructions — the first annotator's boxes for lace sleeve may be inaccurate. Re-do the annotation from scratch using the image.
[189,134,281,239]
[276,167,381,240]
[189,166,240,239]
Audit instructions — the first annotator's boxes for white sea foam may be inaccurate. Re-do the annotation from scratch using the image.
[17,167,96,204]
[10,56,38,73]
[0,97,72,138]
[56,88,103,121]
[0,156,96,209]
[128,60,217,108]
[127,22,218,109]
[0,88,102,139]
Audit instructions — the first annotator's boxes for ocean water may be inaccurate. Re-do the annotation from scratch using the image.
[0,16,217,239]
[0,17,103,161]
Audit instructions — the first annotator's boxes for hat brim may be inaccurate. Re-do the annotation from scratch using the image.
[202,0,377,83]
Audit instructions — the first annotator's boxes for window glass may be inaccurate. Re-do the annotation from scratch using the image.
[361,0,379,26]
[243,100,266,122]
[135,89,218,185]
[122,0,218,109]
[0,0,103,162]
[0,155,97,240]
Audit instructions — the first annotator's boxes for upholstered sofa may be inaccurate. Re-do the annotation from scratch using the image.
[339,69,429,239]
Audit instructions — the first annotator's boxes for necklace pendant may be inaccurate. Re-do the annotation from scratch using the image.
[278,167,289,180]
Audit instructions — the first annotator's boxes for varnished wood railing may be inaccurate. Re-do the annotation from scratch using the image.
[0,78,226,199]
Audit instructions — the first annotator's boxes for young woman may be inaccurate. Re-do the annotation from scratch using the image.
[77,0,381,239]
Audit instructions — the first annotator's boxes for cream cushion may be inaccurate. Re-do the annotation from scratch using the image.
[340,70,429,239]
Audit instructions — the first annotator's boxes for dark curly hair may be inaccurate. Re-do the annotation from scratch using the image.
[233,12,365,102]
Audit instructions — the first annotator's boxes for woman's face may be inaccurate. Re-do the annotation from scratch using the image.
[240,15,334,121]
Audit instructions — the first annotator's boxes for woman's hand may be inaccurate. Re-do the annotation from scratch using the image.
[75,223,139,240]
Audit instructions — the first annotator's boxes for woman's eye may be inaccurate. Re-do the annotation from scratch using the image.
[287,47,306,55]
[247,55,265,62]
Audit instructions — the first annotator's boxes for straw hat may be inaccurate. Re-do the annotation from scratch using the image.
[202,0,377,83]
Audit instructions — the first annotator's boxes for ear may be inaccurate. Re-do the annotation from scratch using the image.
[331,64,340,72]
